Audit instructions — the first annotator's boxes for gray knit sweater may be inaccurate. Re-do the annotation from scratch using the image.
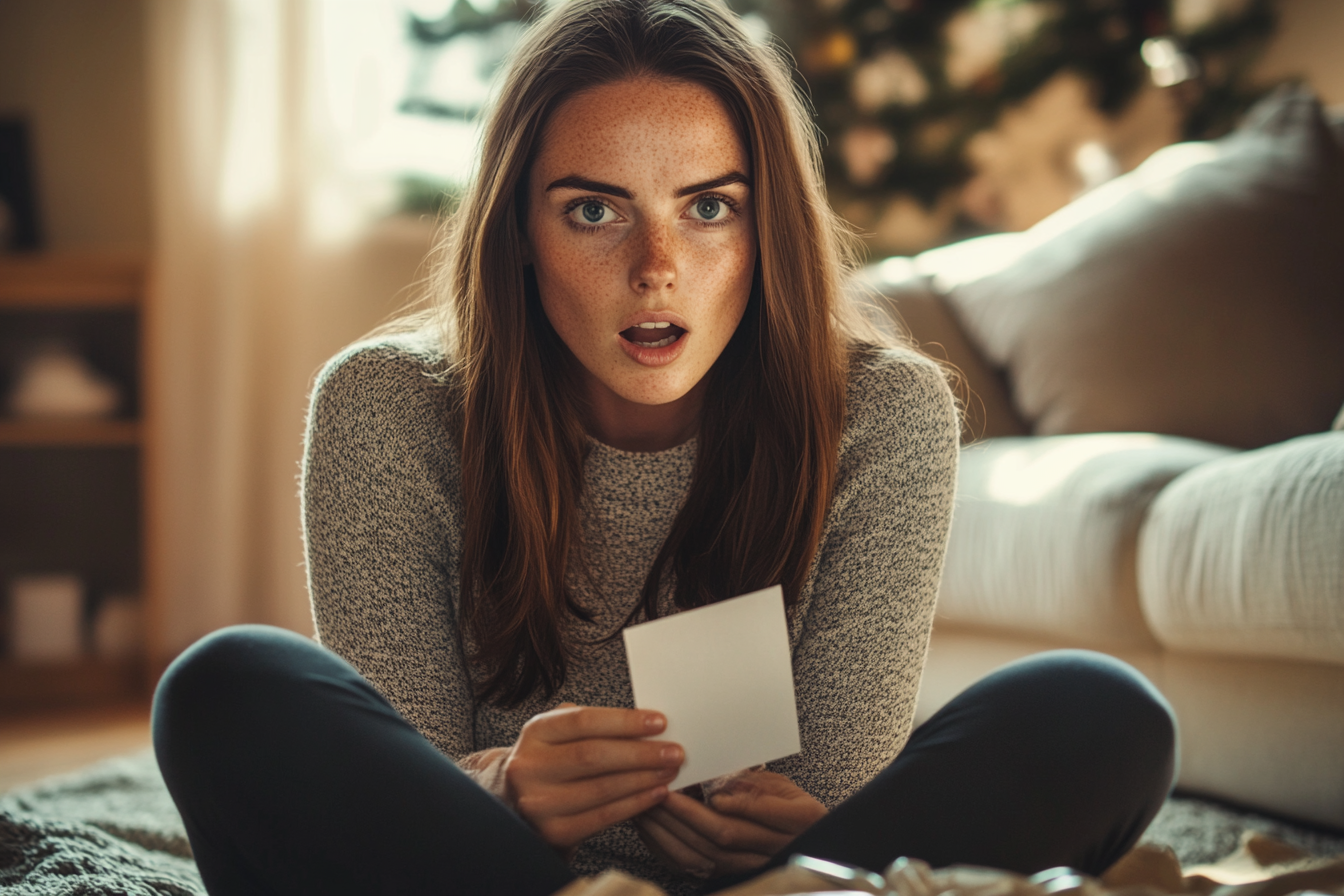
[301,334,959,894]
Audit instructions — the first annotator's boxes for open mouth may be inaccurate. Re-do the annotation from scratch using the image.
[621,321,686,350]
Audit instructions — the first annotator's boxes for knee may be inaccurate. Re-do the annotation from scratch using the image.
[1060,651,1174,744]
[157,625,307,708]
[152,625,316,764]
[1001,650,1178,781]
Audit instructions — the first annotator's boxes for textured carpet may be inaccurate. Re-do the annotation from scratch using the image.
[1142,794,1344,866]
[0,749,1340,894]
[0,751,201,894]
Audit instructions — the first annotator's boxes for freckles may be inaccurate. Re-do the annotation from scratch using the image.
[526,77,755,414]
[687,233,755,278]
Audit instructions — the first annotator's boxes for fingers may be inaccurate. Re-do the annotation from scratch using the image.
[559,736,683,777]
[643,803,722,857]
[639,806,772,876]
[707,770,829,836]
[534,781,670,850]
[505,704,692,853]
[504,704,687,853]
[508,735,682,793]
[635,814,716,878]
[515,766,678,818]
[506,739,681,832]
[710,791,826,834]
[524,705,666,745]
[654,792,792,856]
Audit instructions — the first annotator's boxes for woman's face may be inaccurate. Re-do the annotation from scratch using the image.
[525,77,757,448]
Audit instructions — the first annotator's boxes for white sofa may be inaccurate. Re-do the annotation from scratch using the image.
[860,88,1344,830]
[917,429,1344,830]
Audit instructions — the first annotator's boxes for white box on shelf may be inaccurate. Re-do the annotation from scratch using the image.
[93,593,142,659]
[9,574,85,662]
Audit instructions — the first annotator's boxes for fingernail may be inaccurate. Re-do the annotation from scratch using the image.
[661,745,683,763]
[644,713,665,732]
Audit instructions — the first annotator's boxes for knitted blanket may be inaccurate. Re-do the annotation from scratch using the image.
[0,750,204,895]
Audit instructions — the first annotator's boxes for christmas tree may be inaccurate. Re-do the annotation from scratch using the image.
[401,0,1279,253]
[778,0,1278,251]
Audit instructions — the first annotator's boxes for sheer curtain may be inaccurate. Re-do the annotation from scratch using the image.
[145,0,435,659]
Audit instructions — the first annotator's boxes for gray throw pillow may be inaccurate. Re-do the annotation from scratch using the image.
[929,86,1344,450]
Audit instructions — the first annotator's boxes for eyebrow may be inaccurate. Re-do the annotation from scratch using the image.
[544,171,751,199]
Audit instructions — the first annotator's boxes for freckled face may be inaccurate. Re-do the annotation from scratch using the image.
[525,77,757,418]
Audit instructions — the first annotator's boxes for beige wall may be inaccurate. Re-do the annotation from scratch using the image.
[0,0,151,251]
[1258,0,1344,105]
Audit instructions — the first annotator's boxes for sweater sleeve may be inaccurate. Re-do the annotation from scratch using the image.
[300,339,477,761]
[770,348,960,807]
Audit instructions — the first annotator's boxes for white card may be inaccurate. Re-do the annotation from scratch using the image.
[622,585,800,790]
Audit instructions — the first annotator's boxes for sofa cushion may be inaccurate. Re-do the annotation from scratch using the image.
[925,86,1344,450]
[939,433,1231,648]
[853,264,1028,443]
[1138,432,1344,666]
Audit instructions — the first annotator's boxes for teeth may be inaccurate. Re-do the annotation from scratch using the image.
[637,321,671,329]
[644,334,678,348]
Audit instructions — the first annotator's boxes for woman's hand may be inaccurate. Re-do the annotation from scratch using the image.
[634,769,828,878]
[500,703,684,856]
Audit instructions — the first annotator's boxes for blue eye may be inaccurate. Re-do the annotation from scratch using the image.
[571,201,614,226]
[692,198,728,221]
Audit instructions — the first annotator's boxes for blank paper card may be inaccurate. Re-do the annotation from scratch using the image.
[622,585,800,790]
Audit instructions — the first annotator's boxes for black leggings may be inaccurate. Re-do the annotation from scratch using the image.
[152,625,1177,896]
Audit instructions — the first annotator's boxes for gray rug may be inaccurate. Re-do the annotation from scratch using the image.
[0,749,1340,894]
[1141,794,1344,866]
[0,750,201,894]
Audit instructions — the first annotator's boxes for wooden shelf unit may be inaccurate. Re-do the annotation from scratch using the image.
[0,254,143,309]
[0,419,141,447]
[0,252,155,712]
[0,658,146,710]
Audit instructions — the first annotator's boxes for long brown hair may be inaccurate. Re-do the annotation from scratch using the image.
[436,0,872,706]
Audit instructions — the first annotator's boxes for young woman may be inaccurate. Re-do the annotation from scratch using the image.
[152,2,1177,895]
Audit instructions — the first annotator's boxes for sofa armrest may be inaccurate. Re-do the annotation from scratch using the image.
[1138,431,1344,666]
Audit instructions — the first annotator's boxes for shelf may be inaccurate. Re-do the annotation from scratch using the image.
[0,419,140,447]
[0,658,146,710]
[0,250,158,712]
[0,253,145,308]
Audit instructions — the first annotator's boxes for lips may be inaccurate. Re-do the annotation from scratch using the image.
[621,322,686,348]
[618,317,689,367]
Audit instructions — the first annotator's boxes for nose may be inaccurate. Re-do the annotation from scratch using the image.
[630,221,677,294]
